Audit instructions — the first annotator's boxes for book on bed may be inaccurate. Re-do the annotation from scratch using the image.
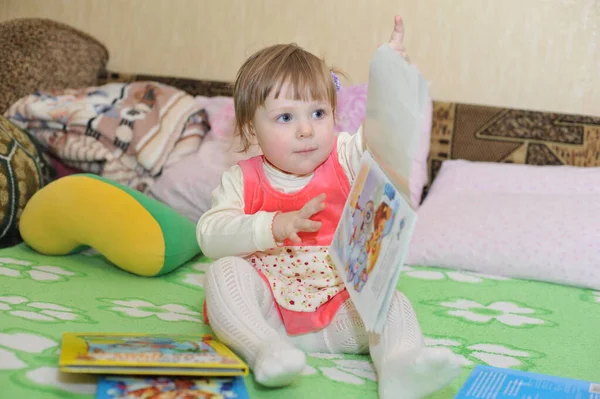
[95,375,250,399]
[59,332,249,377]
[327,45,429,333]
[456,365,600,399]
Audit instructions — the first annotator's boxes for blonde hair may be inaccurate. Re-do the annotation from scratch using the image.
[233,43,340,152]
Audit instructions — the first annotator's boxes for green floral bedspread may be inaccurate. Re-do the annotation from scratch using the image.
[0,244,598,398]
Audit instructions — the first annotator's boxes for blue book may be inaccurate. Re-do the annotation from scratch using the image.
[456,365,600,399]
[95,375,249,399]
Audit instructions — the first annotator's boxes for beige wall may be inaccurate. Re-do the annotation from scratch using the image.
[1,0,598,116]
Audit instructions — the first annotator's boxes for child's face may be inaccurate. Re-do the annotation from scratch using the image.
[252,82,335,176]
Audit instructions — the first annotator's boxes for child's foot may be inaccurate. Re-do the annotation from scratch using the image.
[254,340,306,387]
[378,347,461,399]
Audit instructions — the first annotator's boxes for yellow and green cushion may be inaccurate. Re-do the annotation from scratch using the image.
[19,174,201,276]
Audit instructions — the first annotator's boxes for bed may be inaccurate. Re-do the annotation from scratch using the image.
[1,18,600,399]
[1,242,598,398]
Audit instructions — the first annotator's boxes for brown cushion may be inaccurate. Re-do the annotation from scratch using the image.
[0,18,109,113]
[427,102,600,189]
[0,116,55,247]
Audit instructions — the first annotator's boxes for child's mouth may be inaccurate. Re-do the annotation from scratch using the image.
[295,148,317,154]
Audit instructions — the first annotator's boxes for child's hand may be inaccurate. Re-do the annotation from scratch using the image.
[388,15,409,62]
[272,194,326,243]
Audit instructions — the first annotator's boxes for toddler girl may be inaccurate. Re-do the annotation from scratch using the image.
[197,16,461,399]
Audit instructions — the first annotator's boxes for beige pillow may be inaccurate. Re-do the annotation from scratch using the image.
[0,18,109,113]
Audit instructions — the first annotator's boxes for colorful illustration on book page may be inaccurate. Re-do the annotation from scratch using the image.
[331,159,404,294]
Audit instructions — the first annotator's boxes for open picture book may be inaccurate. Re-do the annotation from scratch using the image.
[327,44,430,333]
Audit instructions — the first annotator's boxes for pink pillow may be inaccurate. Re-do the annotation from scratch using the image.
[406,160,600,290]
[335,84,368,134]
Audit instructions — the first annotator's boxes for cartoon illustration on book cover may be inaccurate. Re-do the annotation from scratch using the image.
[97,376,246,399]
[73,334,238,364]
[81,335,216,355]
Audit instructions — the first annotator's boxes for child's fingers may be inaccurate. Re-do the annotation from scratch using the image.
[398,49,410,62]
[289,232,302,243]
[299,193,326,218]
[296,219,322,233]
[388,42,410,62]
[388,15,404,45]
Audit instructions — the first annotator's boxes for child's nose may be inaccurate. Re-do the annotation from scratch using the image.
[296,120,314,139]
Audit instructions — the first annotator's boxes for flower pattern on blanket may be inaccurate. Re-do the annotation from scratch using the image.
[0,296,94,323]
[1,242,596,399]
[164,258,211,291]
[0,257,83,282]
[431,299,551,327]
[98,298,203,322]
[303,337,543,386]
[425,336,543,370]
[0,330,96,395]
[402,266,510,284]
[304,353,377,386]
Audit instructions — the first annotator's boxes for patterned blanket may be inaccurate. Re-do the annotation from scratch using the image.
[4,82,211,192]
[0,244,598,398]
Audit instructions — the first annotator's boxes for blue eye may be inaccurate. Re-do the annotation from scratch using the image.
[313,109,326,119]
[277,113,292,123]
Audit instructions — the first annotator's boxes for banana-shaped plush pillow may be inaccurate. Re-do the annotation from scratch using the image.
[19,174,201,276]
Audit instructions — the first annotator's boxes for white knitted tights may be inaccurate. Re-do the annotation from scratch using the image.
[204,256,460,397]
